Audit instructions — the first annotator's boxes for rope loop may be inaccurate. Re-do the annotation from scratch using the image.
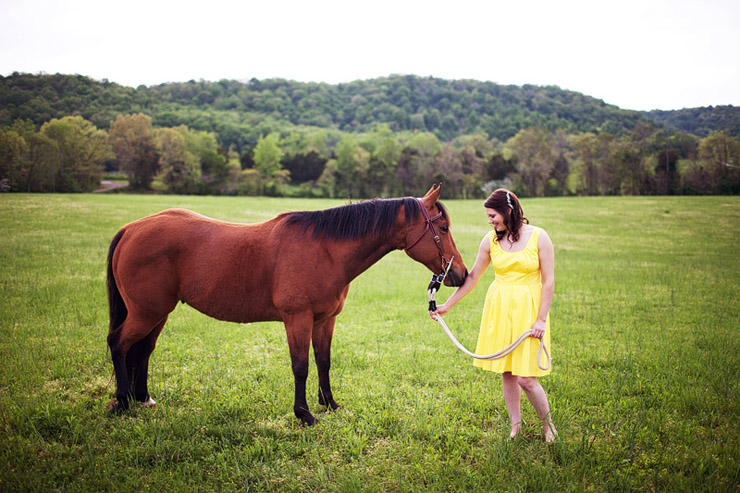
[433,314,551,370]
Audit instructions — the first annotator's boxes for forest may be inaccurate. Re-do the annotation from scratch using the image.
[1,72,739,197]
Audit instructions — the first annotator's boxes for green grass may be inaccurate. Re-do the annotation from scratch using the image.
[1,193,739,491]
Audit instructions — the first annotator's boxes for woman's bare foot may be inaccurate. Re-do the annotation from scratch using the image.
[543,422,558,442]
[509,422,522,439]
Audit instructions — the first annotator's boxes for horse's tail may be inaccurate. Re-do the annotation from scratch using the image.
[107,229,128,336]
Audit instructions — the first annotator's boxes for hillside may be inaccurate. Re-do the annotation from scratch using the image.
[2,72,655,150]
[646,105,740,138]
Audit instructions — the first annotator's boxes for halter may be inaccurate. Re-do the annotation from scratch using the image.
[404,198,453,311]
[405,198,449,266]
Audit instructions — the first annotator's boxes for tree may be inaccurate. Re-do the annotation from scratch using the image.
[571,133,598,195]
[564,131,617,196]
[253,132,285,194]
[280,130,328,184]
[698,131,740,193]
[548,131,570,196]
[185,130,229,193]
[485,151,515,181]
[396,132,441,196]
[456,133,495,161]
[507,127,554,196]
[622,123,656,195]
[0,129,28,192]
[612,137,644,195]
[595,133,618,195]
[455,132,496,198]
[434,144,464,197]
[201,148,229,186]
[317,159,338,197]
[551,152,570,196]
[0,120,61,192]
[282,151,326,184]
[368,129,402,197]
[654,148,679,195]
[24,132,60,192]
[334,136,362,198]
[109,114,159,190]
[669,131,699,160]
[155,126,200,194]
[460,147,484,199]
[41,116,111,192]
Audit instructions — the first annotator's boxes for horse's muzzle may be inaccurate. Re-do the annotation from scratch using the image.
[445,268,468,287]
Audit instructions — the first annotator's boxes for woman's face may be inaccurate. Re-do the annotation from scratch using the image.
[485,207,507,232]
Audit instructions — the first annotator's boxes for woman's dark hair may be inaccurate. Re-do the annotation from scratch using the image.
[484,189,528,242]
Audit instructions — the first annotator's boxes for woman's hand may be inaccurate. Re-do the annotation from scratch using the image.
[530,319,546,339]
[429,235,492,323]
[429,302,451,321]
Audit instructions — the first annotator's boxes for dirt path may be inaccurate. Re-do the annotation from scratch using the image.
[94,180,127,193]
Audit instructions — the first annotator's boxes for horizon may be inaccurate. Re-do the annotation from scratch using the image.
[3,69,735,114]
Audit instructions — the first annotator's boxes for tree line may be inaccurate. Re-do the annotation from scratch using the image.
[2,112,738,197]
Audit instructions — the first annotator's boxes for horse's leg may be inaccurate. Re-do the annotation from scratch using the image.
[129,317,167,407]
[313,316,339,411]
[108,313,167,411]
[109,345,131,412]
[283,311,316,425]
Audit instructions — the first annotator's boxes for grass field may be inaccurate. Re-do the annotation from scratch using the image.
[1,193,739,491]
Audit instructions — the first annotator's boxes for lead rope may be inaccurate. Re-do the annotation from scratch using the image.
[427,274,551,371]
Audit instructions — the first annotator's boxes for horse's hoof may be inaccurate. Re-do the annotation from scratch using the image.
[321,402,340,413]
[107,399,128,414]
[318,393,340,411]
[140,397,157,408]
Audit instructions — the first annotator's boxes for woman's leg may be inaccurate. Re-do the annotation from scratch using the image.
[501,372,522,438]
[518,376,557,441]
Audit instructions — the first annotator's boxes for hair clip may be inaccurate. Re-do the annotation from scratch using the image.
[506,191,513,209]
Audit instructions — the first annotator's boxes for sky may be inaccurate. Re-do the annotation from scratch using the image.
[1,0,739,112]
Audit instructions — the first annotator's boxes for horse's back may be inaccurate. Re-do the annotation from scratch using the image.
[120,208,267,245]
[129,208,222,228]
[116,208,225,262]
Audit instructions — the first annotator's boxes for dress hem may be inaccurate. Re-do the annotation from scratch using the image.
[472,364,552,377]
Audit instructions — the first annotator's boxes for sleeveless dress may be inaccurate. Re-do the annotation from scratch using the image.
[473,227,551,376]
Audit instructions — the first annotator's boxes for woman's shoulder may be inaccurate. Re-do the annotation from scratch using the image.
[523,224,547,236]
[523,223,544,231]
[477,231,496,255]
[522,224,551,248]
[529,225,553,249]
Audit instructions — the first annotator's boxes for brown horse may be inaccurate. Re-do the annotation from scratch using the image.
[106,184,467,425]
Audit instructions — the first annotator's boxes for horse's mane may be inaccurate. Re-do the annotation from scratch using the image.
[283,197,448,241]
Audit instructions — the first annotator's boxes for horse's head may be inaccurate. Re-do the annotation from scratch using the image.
[404,184,468,287]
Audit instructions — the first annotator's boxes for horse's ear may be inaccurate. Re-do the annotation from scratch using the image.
[422,182,442,205]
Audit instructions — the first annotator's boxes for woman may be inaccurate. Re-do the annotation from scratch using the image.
[430,189,557,441]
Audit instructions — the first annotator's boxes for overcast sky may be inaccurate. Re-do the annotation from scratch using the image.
[1,0,738,112]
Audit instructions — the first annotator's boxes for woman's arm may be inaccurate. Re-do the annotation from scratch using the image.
[429,234,491,319]
[530,229,554,338]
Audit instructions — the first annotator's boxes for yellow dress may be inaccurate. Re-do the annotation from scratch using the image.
[473,227,551,376]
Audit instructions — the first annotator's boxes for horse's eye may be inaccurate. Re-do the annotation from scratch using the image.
[440,226,449,233]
